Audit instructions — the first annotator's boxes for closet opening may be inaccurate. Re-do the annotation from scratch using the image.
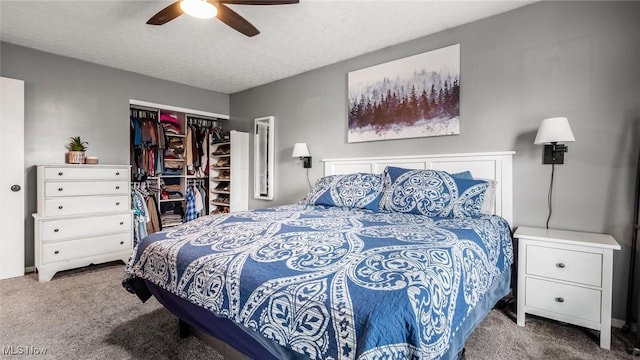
[128,99,246,238]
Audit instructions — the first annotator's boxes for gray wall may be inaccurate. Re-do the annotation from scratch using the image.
[0,42,230,269]
[231,1,640,320]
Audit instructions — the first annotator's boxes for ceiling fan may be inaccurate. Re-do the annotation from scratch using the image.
[147,0,299,37]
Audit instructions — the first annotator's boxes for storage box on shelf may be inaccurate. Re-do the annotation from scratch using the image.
[33,164,133,282]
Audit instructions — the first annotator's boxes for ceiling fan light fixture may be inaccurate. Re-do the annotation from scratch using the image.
[180,0,217,19]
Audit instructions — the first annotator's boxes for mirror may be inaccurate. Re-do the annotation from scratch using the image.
[254,116,275,200]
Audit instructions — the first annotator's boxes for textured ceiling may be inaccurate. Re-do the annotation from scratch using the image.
[0,0,535,94]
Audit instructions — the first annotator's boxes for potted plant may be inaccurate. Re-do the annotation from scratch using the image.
[66,136,88,164]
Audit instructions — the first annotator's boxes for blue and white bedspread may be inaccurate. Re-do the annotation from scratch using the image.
[125,204,513,360]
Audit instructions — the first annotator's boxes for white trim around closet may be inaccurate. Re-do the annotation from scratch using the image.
[129,99,229,120]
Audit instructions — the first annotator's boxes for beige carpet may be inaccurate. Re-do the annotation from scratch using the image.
[466,302,636,359]
[0,262,637,359]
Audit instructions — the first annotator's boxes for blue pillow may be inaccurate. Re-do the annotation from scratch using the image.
[305,173,384,211]
[451,170,473,179]
[379,166,489,218]
[451,170,497,215]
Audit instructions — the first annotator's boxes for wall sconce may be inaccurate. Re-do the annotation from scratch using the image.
[292,143,312,168]
[534,117,576,228]
[534,117,576,165]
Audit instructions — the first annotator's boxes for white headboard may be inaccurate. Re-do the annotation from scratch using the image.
[323,151,515,226]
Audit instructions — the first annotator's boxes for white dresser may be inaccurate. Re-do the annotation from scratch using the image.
[33,164,133,282]
[515,226,620,349]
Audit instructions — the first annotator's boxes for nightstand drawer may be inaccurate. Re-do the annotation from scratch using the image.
[525,277,601,323]
[41,233,132,264]
[526,245,602,287]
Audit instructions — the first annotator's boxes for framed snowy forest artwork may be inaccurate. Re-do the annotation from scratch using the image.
[348,44,460,143]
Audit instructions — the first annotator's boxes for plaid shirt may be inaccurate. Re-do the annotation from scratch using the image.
[183,186,199,222]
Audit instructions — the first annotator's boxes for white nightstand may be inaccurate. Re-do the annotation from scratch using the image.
[514,226,620,349]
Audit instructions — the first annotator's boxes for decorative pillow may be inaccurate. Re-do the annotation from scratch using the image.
[451,170,473,180]
[379,166,489,218]
[479,178,496,215]
[451,171,496,215]
[305,173,384,211]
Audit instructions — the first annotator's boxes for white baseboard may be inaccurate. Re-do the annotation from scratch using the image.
[24,266,36,274]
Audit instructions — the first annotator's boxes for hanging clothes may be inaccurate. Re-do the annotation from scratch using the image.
[191,126,200,171]
[184,185,199,222]
[197,183,207,216]
[186,118,220,178]
[130,108,160,180]
[185,127,194,175]
[156,124,165,175]
[194,184,204,215]
[200,131,209,177]
[131,189,150,245]
[145,195,162,234]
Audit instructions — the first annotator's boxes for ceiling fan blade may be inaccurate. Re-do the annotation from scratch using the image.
[217,3,260,37]
[219,0,299,4]
[147,1,184,25]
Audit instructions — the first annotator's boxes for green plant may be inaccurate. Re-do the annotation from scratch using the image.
[66,136,88,152]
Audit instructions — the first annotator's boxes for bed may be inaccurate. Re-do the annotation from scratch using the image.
[124,151,515,360]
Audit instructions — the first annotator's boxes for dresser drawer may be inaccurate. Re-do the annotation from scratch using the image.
[41,233,132,264]
[39,213,131,242]
[44,167,128,180]
[525,277,601,323]
[526,245,602,287]
[45,181,129,197]
[44,195,129,216]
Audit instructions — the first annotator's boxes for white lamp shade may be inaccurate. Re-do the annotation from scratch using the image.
[292,143,310,157]
[180,0,217,19]
[534,117,576,144]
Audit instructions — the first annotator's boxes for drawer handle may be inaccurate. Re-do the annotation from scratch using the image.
[58,187,63,192]
[58,205,63,210]
[54,228,59,233]
[555,297,564,303]
[116,171,120,176]
[115,185,120,190]
[58,172,63,176]
[54,250,59,255]
[556,263,566,269]
[119,221,124,225]
[120,241,124,245]
[115,202,120,206]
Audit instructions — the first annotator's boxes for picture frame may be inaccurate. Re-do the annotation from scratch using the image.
[347,44,460,143]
